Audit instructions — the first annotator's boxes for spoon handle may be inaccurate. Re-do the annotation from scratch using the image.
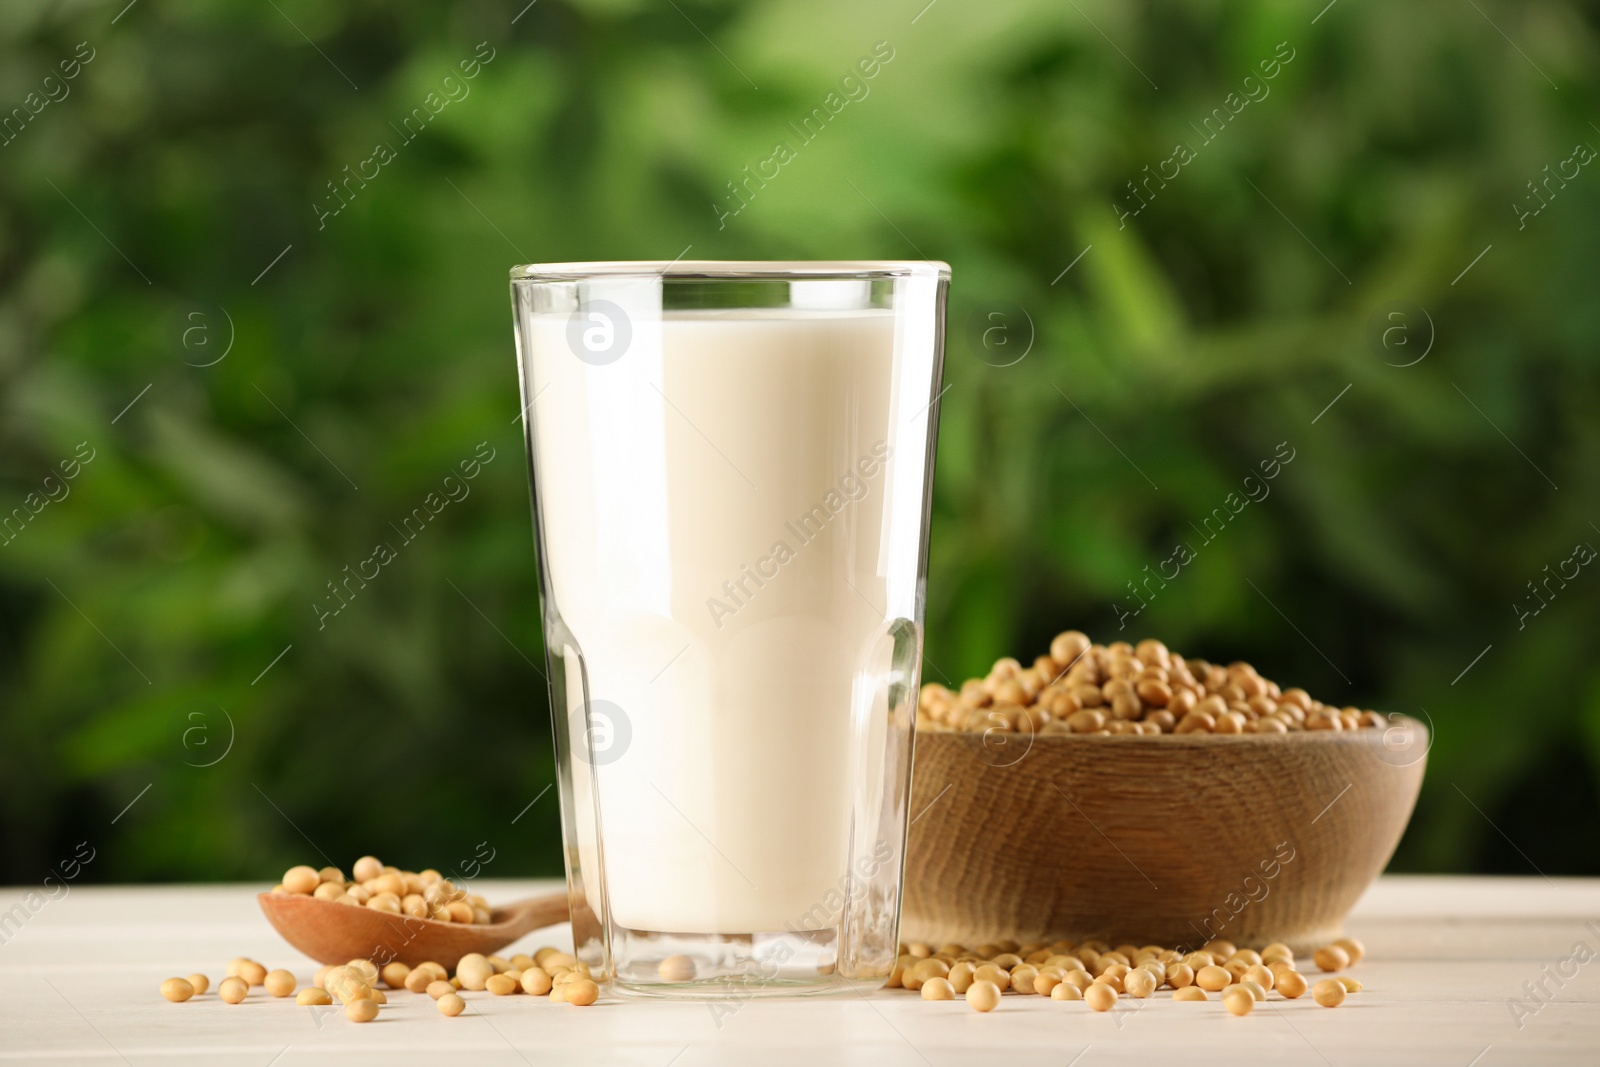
[498,891,572,938]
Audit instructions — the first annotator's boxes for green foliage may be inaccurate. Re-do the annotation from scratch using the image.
[1,0,1597,884]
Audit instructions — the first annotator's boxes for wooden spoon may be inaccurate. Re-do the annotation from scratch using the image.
[258,890,570,966]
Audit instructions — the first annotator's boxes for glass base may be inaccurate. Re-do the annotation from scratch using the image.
[607,926,890,1000]
[611,975,884,1000]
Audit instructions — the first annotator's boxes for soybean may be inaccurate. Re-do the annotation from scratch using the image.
[1223,987,1255,1016]
[345,998,379,1023]
[1314,945,1351,972]
[1261,943,1294,965]
[1276,970,1309,999]
[1334,937,1366,965]
[159,978,194,1003]
[974,964,1009,987]
[456,953,494,991]
[1124,969,1157,998]
[1084,983,1117,1012]
[282,866,320,895]
[658,955,696,982]
[966,980,1002,1012]
[230,959,267,987]
[1312,979,1347,1007]
[1244,964,1276,991]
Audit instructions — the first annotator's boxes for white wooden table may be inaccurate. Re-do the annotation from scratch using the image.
[2,877,1596,1065]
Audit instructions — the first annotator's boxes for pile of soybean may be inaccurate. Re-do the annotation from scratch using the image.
[269,855,492,923]
[920,631,1388,736]
[891,934,1364,1014]
[159,947,599,1021]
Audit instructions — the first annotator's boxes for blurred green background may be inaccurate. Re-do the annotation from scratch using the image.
[2,0,1598,887]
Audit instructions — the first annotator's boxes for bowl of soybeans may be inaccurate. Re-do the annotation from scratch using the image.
[904,631,1426,953]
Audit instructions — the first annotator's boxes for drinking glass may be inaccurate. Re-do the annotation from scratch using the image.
[510,261,949,997]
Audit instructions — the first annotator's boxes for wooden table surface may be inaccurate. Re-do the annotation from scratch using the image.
[2,876,1596,1065]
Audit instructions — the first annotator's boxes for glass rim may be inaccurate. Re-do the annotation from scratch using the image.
[510,259,950,282]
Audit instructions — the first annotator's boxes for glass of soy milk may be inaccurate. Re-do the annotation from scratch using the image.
[510,261,948,997]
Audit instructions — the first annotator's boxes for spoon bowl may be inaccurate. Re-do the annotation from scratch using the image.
[258,890,569,967]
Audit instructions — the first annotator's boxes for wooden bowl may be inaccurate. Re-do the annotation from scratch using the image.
[902,720,1427,953]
